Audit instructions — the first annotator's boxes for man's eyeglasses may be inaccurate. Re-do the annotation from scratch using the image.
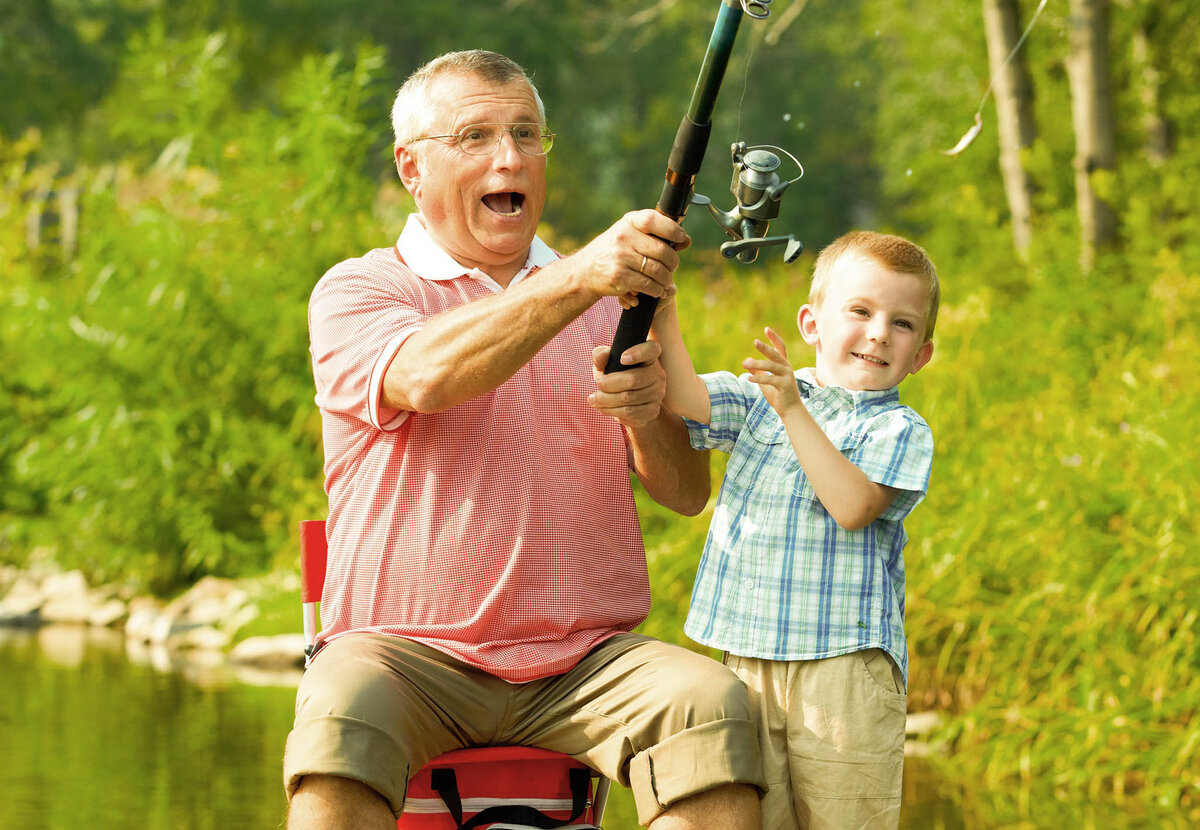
[408,123,555,156]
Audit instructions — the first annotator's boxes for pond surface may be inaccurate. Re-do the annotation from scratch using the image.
[0,626,1180,829]
[1,626,296,829]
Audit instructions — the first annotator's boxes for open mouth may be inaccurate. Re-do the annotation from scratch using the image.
[853,352,888,367]
[482,191,525,217]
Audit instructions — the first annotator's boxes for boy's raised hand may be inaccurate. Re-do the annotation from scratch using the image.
[744,326,803,416]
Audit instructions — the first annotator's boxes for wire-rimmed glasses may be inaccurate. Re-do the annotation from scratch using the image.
[408,122,555,156]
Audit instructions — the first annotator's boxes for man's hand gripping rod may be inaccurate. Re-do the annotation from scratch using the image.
[604,0,802,373]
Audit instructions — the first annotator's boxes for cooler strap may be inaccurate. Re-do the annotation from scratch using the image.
[430,766,591,830]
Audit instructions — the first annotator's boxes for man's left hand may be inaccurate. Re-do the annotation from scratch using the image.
[589,341,667,428]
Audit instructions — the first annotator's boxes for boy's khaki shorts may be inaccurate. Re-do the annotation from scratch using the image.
[284,632,764,825]
[726,649,907,830]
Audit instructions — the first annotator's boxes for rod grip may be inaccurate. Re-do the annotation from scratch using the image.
[604,296,660,373]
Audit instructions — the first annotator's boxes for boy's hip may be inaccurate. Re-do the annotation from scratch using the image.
[726,649,906,808]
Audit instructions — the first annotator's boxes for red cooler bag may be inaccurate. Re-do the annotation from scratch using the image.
[398,746,600,830]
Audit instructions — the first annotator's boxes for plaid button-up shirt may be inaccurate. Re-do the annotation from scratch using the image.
[683,368,933,683]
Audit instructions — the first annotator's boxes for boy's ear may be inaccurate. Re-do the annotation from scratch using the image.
[395,145,420,198]
[909,340,934,375]
[798,304,820,347]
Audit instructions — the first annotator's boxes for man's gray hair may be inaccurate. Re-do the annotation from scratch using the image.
[391,50,546,148]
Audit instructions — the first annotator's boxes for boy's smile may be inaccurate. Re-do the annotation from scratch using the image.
[799,254,934,391]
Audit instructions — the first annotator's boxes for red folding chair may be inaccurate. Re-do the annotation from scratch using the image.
[299,520,611,829]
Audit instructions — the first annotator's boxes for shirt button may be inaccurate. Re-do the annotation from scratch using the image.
[743,579,755,590]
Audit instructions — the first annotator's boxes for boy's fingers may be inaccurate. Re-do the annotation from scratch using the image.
[744,358,788,377]
[764,327,789,358]
[752,342,786,368]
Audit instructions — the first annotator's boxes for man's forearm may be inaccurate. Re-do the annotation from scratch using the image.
[382,261,595,413]
[627,408,711,516]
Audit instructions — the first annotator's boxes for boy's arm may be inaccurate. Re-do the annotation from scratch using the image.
[747,327,900,531]
[650,297,712,424]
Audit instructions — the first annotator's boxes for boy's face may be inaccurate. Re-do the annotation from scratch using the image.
[798,254,934,391]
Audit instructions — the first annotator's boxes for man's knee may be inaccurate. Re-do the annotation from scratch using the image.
[621,651,764,825]
[653,649,754,728]
[288,774,394,830]
[285,639,416,814]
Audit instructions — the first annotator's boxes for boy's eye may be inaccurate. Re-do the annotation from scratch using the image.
[895,319,914,330]
[851,308,869,317]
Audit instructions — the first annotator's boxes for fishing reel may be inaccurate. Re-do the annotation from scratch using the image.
[692,141,804,264]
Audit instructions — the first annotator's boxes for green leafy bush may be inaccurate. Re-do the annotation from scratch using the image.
[1,41,397,591]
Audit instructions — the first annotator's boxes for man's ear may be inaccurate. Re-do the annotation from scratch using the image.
[909,340,934,375]
[395,145,420,198]
[798,304,820,347]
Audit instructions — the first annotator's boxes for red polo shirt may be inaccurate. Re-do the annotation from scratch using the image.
[307,215,649,682]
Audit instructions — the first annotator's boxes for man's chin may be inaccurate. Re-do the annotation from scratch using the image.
[478,228,535,256]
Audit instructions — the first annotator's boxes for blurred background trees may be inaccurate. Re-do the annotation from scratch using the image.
[2,0,1198,817]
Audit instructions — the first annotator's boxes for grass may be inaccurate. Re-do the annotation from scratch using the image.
[631,248,1200,821]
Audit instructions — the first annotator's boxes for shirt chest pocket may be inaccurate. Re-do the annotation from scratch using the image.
[742,408,865,504]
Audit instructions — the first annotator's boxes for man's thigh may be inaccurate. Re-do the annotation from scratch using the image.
[283,633,513,815]
[511,634,766,826]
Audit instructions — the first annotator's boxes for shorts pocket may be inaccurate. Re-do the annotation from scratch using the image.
[859,649,906,699]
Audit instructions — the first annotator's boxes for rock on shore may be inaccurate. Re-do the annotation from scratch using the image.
[0,562,306,678]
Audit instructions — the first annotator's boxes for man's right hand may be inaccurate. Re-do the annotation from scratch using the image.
[568,210,691,307]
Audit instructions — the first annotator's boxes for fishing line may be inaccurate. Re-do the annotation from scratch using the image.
[734,22,760,147]
[942,0,1050,156]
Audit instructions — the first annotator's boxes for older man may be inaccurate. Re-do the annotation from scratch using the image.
[284,50,764,829]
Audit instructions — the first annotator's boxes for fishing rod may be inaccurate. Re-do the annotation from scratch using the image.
[605,0,804,373]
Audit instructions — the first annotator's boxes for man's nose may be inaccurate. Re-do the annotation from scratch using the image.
[493,130,525,167]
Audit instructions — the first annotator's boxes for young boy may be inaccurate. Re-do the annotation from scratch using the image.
[654,230,939,829]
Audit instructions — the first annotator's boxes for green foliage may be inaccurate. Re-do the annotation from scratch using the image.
[1,41,398,591]
[3,0,1200,822]
[630,237,1200,822]
[898,249,1200,815]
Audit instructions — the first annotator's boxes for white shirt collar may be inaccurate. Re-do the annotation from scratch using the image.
[395,213,558,290]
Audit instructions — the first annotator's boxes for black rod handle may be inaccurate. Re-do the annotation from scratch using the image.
[604,295,660,373]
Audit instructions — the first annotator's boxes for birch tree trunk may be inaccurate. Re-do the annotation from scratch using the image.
[982,0,1037,261]
[1065,0,1118,272]
[1131,16,1171,166]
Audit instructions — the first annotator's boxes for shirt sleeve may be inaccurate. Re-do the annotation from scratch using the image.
[684,371,758,454]
[849,408,934,521]
[308,262,426,432]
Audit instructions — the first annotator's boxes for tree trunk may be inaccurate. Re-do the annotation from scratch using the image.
[1065,0,1118,272]
[1131,16,1171,166]
[982,0,1037,261]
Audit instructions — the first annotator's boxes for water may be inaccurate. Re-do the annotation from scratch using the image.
[1,626,296,829]
[2,626,1184,829]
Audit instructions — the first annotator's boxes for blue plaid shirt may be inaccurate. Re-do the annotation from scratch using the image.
[683,368,933,682]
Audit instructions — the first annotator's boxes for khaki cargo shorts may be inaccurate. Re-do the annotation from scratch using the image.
[727,649,907,830]
[284,632,765,824]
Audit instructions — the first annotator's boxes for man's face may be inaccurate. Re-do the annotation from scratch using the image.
[395,73,547,277]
